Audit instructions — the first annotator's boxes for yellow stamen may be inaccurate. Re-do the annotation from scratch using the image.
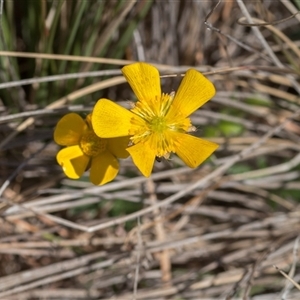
[80,130,107,157]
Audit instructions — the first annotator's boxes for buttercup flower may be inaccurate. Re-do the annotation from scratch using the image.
[54,113,129,185]
[92,62,218,177]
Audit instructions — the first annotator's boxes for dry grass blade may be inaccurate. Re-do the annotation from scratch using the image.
[1,1,300,299]
[0,76,126,150]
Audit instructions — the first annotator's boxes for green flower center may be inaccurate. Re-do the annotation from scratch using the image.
[80,130,107,157]
[150,116,167,133]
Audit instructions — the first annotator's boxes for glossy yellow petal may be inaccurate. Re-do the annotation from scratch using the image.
[89,151,119,185]
[174,133,218,168]
[54,113,86,146]
[92,99,134,138]
[56,145,89,179]
[127,142,156,177]
[107,136,130,158]
[122,62,161,103]
[167,69,216,119]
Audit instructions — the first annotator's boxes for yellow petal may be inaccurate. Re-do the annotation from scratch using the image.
[92,99,133,138]
[107,136,130,158]
[174,133,218,168]
[56,145,89,179]
[127,142,156,177]
[54,113,86,146]
[167,69,216,119]
[89,151,119,185]
[122,62,161,103]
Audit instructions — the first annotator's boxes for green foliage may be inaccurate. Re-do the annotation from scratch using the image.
[0,0,153,107]
[293,0,300,10]
[245,96,272,107]
[276,189,300,202]
[108,199,143,217]
[228,163,252,175]
[219,120,244,137]
[108,199,143,230]
[204,107,245,138]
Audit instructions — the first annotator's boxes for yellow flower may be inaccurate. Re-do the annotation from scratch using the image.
[54,113,129,185]
[92,62,218,177]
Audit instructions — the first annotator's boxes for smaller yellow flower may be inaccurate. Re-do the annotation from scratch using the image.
[54,113,129,185]
[92,62,219,177]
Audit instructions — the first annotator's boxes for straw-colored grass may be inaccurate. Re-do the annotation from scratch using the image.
[1,1,300,299]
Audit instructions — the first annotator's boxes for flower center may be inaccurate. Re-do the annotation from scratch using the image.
[129,91,194,157]
[150,116,167,133]
[80,130,107,157]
